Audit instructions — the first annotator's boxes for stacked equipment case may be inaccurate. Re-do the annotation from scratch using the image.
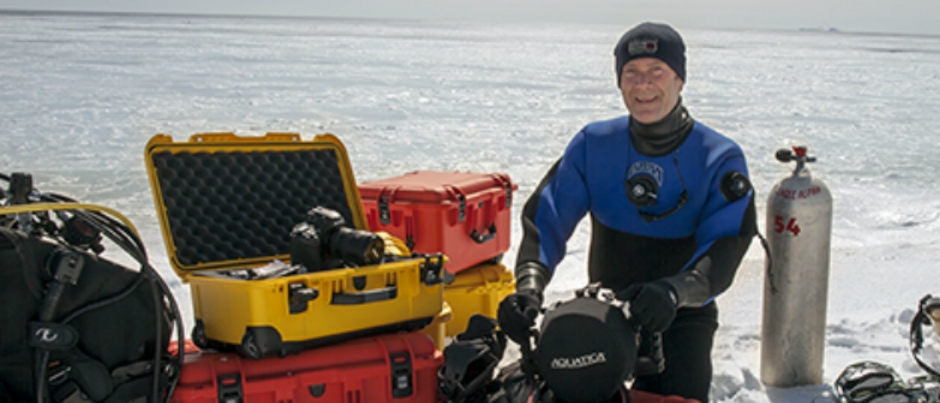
[144,133,446,361]
[359,170,516,274]
[359,171,518,337]
[169,332,442,403]
[441,262,515,337]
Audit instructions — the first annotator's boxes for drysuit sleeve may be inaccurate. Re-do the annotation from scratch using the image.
[515,131,591,284]
[661,154,758,308]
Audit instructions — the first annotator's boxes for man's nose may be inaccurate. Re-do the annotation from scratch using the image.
[629,72,653,85]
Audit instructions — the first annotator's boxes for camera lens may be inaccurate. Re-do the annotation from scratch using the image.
[329,227,385,266]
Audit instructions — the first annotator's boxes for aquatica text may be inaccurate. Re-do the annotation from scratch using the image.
[550,352,607,370]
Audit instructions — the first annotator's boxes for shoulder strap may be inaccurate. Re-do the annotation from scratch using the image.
[0,227,46,300]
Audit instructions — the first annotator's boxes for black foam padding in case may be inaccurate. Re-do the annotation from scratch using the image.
[152,149,357,267]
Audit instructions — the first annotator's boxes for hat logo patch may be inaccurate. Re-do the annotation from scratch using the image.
[628,38,658,55]
[550,351,608,369]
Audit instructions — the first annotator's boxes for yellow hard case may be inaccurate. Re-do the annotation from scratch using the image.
[443,262,515,337]
[419,301,453,350]
[145,132,445,358]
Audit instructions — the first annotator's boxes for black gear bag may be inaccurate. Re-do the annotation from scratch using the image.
[0,172,183,403]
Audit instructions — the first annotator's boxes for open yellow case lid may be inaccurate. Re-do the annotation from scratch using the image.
[144,132,368,277]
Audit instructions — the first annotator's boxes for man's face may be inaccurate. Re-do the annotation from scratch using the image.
[620,57,684,124]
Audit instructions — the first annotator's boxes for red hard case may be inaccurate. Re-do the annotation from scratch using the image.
[169,332,442,403]
[358,171,517,274]
[630,390,702,403]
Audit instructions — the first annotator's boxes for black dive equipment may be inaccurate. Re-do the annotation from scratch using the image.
[0,172,184,403]
[440,283,666,403]
[535,285,638,402]
[438,315,507,403]
[535,284,666,402]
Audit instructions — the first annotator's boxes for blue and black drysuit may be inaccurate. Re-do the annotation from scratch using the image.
[515,105,757,401]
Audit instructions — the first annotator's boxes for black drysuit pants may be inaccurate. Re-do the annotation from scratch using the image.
[631,303,719,403]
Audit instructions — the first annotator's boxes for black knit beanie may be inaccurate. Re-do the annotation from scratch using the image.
[614,22,686,84]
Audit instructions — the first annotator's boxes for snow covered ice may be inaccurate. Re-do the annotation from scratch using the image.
[3,11,940,402]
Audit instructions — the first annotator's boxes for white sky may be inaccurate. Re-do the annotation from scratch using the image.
[1,0,939,36]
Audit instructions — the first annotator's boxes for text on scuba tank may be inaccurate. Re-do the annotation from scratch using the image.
[776,186,822,200]
[550,352,607,370]
[773,215,801,236]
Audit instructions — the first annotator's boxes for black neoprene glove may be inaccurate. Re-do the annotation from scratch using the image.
[617,280,678,333]
[497,289,541,345]
[498,262,549,345]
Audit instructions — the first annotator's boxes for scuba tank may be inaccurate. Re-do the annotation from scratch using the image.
[760,145,833,387]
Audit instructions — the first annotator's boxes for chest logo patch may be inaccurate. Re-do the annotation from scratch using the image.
[626,161,664,186]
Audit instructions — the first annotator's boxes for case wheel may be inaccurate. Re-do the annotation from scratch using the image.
[240,332,263,360]
[239,327,283,360]
[192,320,209,350]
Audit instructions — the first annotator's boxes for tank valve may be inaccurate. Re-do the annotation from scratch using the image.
[775,145,816,165]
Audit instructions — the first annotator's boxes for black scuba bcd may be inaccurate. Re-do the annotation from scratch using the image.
[0,172,183,403]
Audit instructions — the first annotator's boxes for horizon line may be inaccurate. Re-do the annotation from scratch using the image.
[1,7,938,39]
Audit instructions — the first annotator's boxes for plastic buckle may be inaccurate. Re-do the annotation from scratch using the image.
[217,374,244,403]
[379,194,391,225]
[457,194,466,223]
[419,254,445,286]
[389,352,413,398]
[504,181,513,208]
[288,282,319,314]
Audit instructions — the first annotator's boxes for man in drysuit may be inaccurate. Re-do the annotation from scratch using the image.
[498,21,758,402]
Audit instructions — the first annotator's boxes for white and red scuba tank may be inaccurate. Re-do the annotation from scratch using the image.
[760,145,833,387]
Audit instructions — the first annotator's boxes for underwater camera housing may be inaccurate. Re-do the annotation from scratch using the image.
[290,206,385,272]
[534,284,666,403]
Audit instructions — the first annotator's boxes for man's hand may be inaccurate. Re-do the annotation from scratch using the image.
[497,289,541,345]
[617,281,677,333]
